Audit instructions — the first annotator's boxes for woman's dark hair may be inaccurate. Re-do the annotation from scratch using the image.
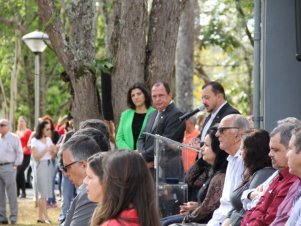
[35,120,49,139]
[127,83,152,109]
[41,115,55,131]
[241,129,272,184]
[206,127,228,173]
[91,150,160,226]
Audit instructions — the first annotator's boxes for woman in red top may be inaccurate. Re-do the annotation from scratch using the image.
[16,116,32,198]
[84,150,161,226]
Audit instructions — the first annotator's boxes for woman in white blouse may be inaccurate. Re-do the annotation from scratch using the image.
[31,120,56,224]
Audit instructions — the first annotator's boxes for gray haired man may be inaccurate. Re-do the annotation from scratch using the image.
[0,119,23,225]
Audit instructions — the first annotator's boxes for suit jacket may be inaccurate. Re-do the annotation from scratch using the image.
[138,103,186,162]
[199,103,240,139]
[62,184,97,226]
[116,107,155,150]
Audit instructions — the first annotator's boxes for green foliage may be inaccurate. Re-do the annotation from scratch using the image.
[94,58,113,75]
[195,0,254,115]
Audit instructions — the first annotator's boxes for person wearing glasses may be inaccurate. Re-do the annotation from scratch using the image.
[207,114,250,226]
[0,119,23,225]
[31,120,57,224]
[60,134,109,226]
[184,82,240,200]
[198,81,240,145]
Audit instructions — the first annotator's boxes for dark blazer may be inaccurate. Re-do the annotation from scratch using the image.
[62,184,97,226]
[138,103,186,162]
[199,102,240,139]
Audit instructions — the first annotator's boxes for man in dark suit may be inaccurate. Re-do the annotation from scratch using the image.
[198,81,240,143]
[60,130,109,226]
[138,81,186,169]
[185,81,240,201]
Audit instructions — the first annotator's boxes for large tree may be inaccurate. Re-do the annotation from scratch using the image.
[108,0,187,124]
[37,0,187,127]
[37,0,101,129]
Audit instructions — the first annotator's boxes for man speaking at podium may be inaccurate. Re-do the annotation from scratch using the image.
[198,81,240,144]
[138,81,186,173]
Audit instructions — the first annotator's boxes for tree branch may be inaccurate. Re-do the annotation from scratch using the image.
[0,17,27,33]
[235,0,254,47]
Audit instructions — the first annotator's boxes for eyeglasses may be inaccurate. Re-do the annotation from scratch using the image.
[0,124,7,127]
[61,161,81,173]
[217,127,239,134]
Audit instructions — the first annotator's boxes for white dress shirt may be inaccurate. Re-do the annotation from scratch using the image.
[207,150,244,226]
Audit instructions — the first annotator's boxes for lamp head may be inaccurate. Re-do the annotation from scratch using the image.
[22,31,49,53]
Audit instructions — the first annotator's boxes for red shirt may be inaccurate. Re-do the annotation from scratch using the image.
[100,209,140,226]
[241,168,298,226]
[17,129,32,155]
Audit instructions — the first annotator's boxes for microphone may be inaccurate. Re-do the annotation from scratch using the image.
[179,104,206,122]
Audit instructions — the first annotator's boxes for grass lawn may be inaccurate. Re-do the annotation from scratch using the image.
[1,198,61,226]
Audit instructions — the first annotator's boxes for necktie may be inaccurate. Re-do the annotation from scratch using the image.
[152,111,161,132]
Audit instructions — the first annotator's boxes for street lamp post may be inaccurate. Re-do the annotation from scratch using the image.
[22,31,49,127]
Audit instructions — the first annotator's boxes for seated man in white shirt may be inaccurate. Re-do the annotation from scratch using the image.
[206,114,250,226]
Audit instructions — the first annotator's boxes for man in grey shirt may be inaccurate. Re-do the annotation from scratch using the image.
[60,129,109,226]
[0,119,23,225]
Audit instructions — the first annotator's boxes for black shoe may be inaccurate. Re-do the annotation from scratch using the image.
[0,220,8,224]
[10,221,16,225]
[19,193,26,198]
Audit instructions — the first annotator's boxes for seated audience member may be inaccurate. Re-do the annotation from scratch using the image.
[86,150,161,226]
[79,119,110,144]
[161,127,228,226]
[57,131,76,223]
[206,114,250,226]
[241,123,298,226]
[240,117,301,212]
[73,128,110,152]
[184,158,210,201]
[60,134,109,226]
[222,129,275,226]
[182,116,200,173]
[273,126,301,225]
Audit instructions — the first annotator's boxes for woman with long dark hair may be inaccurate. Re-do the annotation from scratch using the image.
[116,83,155,150]
[161,127,229,225]
[31,120,57,223]
[84,150,161,226]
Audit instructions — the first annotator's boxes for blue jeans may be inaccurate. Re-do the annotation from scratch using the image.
[59,174,76,221]
[48,158,58,205]
[161,214,184,226]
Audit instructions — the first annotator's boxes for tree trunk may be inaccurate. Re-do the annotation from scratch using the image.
[9,30,21,130]
[37,0,101,129]
[0,78,8,118]
[110,0,147,125]
[145,0,186,87]
[175,0,194,112]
